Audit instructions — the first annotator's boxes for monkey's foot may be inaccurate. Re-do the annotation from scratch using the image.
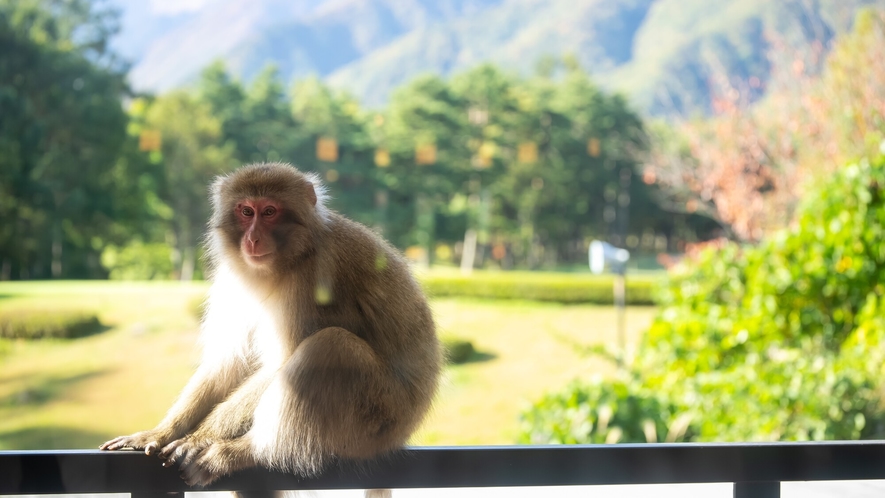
[158,437,212,468]
[100,429,173,456]
[179,439,256,487]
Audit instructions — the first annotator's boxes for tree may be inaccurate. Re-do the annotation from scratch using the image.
[198,61,248,162]
[0,0,129,279]
[238,65,298,165]
[449,64,522,269]
[382,75,470,255]
[808,8,885,167]
[645,104,796,243]
[145,92,236,280]
[541,66,649,260]
[644,8,885,244]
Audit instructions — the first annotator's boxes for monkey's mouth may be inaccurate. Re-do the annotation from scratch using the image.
[245,252,273,265]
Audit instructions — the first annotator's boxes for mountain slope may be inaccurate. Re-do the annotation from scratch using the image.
[327,0,654,107]
[116,0,885,115]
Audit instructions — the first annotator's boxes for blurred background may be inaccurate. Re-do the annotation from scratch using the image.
[2,0,885,452]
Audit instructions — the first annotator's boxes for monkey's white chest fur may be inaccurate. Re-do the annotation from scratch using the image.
[250,308,288,370]
[203,266,289,369]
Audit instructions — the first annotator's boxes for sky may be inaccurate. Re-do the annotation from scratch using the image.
[149,0,217,15]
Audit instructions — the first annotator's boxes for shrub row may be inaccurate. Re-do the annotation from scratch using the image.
[419,271,660,305]
[0,310,103,339]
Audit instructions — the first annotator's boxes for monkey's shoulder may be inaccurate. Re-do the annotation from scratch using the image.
[326,215,407,268]
[322,214,422,298]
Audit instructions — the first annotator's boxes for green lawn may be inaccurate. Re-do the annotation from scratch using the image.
[0,281,656,449]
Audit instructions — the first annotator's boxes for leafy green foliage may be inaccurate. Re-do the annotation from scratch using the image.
[519,379,691,444]
[101,241,174,280]
[520,154,885,443]
[0,0,130,279]
[0,309,102,339]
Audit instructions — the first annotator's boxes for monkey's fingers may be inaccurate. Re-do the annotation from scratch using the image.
[100,432,165,455]
[159,440,186,466]
[158,441,177,461]
[99,436,139,451]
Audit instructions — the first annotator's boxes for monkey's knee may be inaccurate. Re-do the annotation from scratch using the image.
[281,327,407,456]
[284,327,386,395]
[295,326,379,365]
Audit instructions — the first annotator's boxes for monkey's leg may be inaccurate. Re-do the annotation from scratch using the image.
[180,327,412,486]
[252,326,411,467]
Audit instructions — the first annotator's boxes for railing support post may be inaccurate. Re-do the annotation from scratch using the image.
[132,492,184,498]
[734,481,779,498]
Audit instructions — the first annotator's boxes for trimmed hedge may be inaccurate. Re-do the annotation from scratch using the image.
[419,271,660,305]
[0,309,103,339]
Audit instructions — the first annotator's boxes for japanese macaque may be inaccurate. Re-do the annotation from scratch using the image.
[101,163,441,493]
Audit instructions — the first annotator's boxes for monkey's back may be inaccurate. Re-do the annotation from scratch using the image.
[318,212,441,425]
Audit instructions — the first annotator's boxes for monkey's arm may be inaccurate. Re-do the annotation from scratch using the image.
[101,274,255,454]
[157,368,274,466]
[100,358,251,454]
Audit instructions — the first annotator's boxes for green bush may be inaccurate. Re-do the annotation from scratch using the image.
[101,241,174,280]
[519,379,693,444]
[520,155,885,443]
[0,310,103,339]
[420,271,659,304]
[442,337,476,364]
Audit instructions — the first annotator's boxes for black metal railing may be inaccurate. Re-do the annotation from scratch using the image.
[2,442,885,497]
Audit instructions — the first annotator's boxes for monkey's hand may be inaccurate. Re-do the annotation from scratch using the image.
[99,428,175,456]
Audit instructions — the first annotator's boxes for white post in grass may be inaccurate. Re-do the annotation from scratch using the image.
[589,240,630,367]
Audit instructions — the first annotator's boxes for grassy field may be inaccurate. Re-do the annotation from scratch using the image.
[0,281,657,449]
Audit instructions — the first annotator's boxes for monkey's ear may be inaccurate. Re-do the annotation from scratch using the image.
[306,183,318,206]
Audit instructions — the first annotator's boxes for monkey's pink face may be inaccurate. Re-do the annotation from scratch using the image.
[236,198,281,267]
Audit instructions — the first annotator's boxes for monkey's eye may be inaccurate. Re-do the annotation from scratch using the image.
[241,206,255,217]
[262,206,277,217]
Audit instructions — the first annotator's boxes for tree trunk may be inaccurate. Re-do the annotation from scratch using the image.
[51,223,63,278]
[180,245,195,281]
[460,229,477,275]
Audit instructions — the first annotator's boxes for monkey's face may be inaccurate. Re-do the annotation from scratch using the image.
[211,163,325,273]
[235,198,280,268]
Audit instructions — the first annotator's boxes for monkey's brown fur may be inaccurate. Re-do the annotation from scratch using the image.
[101,163,441,488]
